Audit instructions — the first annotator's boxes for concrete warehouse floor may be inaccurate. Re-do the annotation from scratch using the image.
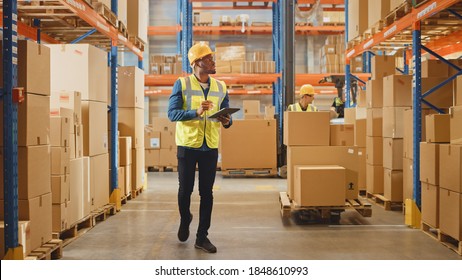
[61,172,462,260]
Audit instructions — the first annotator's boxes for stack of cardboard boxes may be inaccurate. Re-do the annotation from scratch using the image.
[149,55,182,75]
[127,0,148,45]
[241,51,276,74]
[0,41,52,257]
[215,43,246,74]
[118,66,145,192]
[284,111,359,207]
[320,36,345,74]
[145,118,177,169]
[119,137,132,197]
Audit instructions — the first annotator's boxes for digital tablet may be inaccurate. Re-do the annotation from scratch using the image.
[208,107,240,118]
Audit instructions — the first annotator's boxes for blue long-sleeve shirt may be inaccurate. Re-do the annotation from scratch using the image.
[167,76,232,151]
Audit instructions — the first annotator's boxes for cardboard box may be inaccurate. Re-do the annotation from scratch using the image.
[124,165,132,196]
[348,0,368,40]
[456,75,462,106]
[75,124,84,158]
[420,77,454,109]
[403,157,414,201]
[119,136,132,166]
[132,148,145,190]
[420,143,440,186]
[383,75,413,107]
[439,144,462,193]
[221,120,277,170]
[50,116,70,147]
[403,108,433,159]
[383,138,403,170]
[82,101,108,156]
[47,44,108,102]
[0,193,52,252]
[439,188,462,240]
[330,124,354,146]
[422,60,449,78]
[366,136,383,165]
[0,145,51,200]
[117,167,125,199]
[159,147,177,167]
[344,108,356,124]
[244,114,264,120]
[425,114,450,143]
[145,149,160,167]
[283,112,331,146]
[127,0,148,43]
[160,130,176,150]
[52,175,70,204]
[90,153,109,210]
[422,183,439,228]
[368,0,390,28]
[384,168,403,202]
[358,148,366,191]
[0,221,31,259]
[152,117,176,132]
[294,165,346,207]
[144,127,161,149]
[50,91,82,125]
[264,105,275,120]
[371,55,395,80]
[287,146,359,200]
[118,66,145,109]
[366,108,383,137]
[0,93,50,146]
[68,158,86,225]
[243,100,260,115]
[119,108,144,149]
[383,106,409,138]
[366,164,384,194]
[0,40,50,95]
[51,147,70,175]
[355,119,367,147]
[52,202,68,232]
[450,106,462,144]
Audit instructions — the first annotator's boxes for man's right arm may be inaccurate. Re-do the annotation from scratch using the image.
[168,79,198,122]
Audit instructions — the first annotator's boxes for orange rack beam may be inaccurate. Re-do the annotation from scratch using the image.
[346,0,460,60]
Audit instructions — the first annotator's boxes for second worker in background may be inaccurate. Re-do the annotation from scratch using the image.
[287,84,318,112]
[168,42,232,254]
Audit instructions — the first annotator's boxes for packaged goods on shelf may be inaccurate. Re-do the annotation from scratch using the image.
[420,142,440,186]
[368,0,390,28]
[323,11,345,25]
[348,0,368,41]
[384,169,403,202]
[425,114,450,143]
[383,138,404,170]
[150,63,161,75]
[383,107,410,139]
[127,0,148,44]
[219,15,234,26]
[383,75,413,107]
[439,188,462,241]
[118,66,144,109]
[421,182,439,228]
[367,164,384,194]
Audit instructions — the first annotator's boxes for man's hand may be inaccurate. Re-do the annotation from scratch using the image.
[196,100,213,116]
[217,114,230,126]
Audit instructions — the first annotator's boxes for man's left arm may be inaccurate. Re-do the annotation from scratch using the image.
[218,90,232,128]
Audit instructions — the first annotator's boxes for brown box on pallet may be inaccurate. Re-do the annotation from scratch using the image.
[420,142,440,186]
[221,120,276,170]
[383,138,403,170]
[440,144,462,193]
[150,63,161,74]
[0,193,52,253]
[50,116,70,147]
[366,79,383,108]
[348,0,368,40]
[425,114,450,143]
[161,63,174,75]
[283,112,330,146]
[330,124,354,146]
[368,0,390,28]
[294,165,346,207]
[243,100,260,115]
[150,55,165,64]
[358,148,367,191]
[51,147,70,175]
[132,148,145,190]
[144,126,161,149]
[0,93,50,147]
[450,106,462,144]
[119,108,144,149]
[439,188,462,240]
[52,175,70,204]
[383,75,413,107]
[355,119,367,147]
[422,182,439,228]
[371,55,395,80]
[159,147,177,167]
[0,221,31,259]
[52,202,69,232]
[344,108,356,124]
[383,107,410,138]
[287,146,359,200]
[82,101,108,156]
[50,91,82,126]
[366,108,383,137]
[127,0,148,43]
[0,40,50,96]
[403,157,413,201]
[422,60,449,78]
[0,145,51,200]
[403,108,433,159]
[384,168,403,202]
[90,153,109,211]
[366,136,383,165]
[152,117,176,132]
[145,149,160,167]
[419,77,454,109]
[124,165,132,196]
[67,157,90,225]
[118,66,145,109]
[366,164,384,194]
[117,167,125,200]
[456,75,462,106]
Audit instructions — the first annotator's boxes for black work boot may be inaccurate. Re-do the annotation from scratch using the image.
[194,237,217,253]
[177,214,193,242]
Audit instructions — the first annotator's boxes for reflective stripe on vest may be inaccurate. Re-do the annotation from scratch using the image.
[335,97,344,107]
[175,75,226,149]
[288,103,317,112]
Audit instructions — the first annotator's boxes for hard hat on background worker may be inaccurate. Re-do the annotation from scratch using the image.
[299,84,316,96]
[188,42,214,66]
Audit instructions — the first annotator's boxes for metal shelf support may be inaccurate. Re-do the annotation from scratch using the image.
[412,21,422,209]
[71,29,97,44]
[182,0,193,73]
[2,0,22,259]
[403,48,409,75]
[177,0,182,55]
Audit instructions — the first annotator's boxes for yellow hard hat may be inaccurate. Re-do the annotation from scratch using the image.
[300,84,316,96]
[188,42,214,66]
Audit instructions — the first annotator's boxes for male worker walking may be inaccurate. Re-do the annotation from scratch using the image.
[287,84,318,112]
[168,42,232,253]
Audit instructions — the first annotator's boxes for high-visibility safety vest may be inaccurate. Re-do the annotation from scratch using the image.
[176,74,227,149]
[334,97,344,107]
[287,103,317,112]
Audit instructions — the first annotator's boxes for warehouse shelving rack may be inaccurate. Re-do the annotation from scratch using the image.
[344,0,462,222]
[1,0,143,259]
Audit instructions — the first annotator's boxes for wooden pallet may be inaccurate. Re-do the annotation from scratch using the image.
[93,2,118,28]
[53,215,93,247]
[129,36,145,51]
[279,192,372,223]
[147,166,178,172]
[222,168,278,178]
[384,1,412,27]
[91,203,116,226]
[118,20,128,38]
[27,239,63,260]
[366,192,403,211]
[121,192,131,205]
[359,189,367,197]
[131,187,144,199]
[421,221,440,241]
[219,22,234,27]
[193,22,213,26]
[439,231,462,256]
[323,22,345,26]
[251,22,272,27]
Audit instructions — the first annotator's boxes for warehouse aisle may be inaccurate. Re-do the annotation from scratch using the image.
[62,173,462,260]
